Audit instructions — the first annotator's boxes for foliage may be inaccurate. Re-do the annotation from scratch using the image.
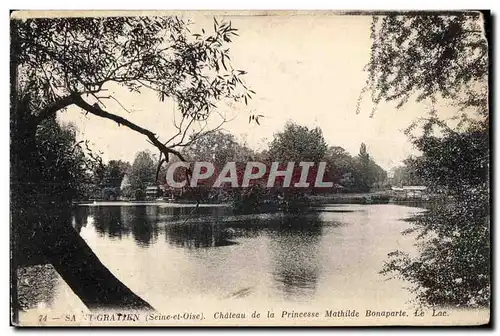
[102,160,131,190]
[128,150,157,194]
[11,94,100,263]
[12,13,254,204]
[324,144,387,192]
[36,119,97,200]
[11,93,100,207]
[13,16,251,120]
[12,15,253,182]
[183,130,254,167]
[381,122,489,307]
[267,123,387,193]
[410,124,488,194]
[369,12,490,307]
[268,122,328,162]
[360,12,488,116]
[391,157,425,187]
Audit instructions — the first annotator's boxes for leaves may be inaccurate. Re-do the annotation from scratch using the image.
[268,122,328,163]
[383,123,489,307]
[128,150,157,191]
[13,15,253,124]
[362,13,488,117]
[366,13,490,307]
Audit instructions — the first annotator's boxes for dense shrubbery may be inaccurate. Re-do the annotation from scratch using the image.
[363,12,490,308]
[381,122,489,307]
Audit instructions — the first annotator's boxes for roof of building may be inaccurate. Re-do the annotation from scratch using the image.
[392,186,427,191]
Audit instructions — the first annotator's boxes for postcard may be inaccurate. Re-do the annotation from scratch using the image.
[10,10,490,327]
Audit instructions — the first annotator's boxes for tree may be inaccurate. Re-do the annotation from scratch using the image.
[343,143,387,192]
[268,122,328,162]
[263,122,329,204]
[102,160,131,189]
[11,93,152,311]
[355,143,372,191]
[12,108,97,214]
[97,160,131,200]
[391,157,425,187]
[184,130,254,167]
[359,12,487,117]
[11,14,252,311]
[382,123,489,306]
[129,150,157,194]
[324,146,356,190]
[363,12,490,307]
[173,131,255,202]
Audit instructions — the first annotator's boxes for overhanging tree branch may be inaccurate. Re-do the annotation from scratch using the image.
[33,95,75,125]
[72,95,187,163]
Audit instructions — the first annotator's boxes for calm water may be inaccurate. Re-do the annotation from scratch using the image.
[21,203,424,312]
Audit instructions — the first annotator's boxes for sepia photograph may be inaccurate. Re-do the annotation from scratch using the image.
[10,10,490,327]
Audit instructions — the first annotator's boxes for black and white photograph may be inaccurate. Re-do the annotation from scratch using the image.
[9,10,490,326]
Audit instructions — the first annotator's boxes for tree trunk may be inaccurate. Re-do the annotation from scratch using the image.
[10,81,153,315]
[39,220,154,311]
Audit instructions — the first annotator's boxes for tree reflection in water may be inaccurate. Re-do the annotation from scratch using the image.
[91,206,130,238]
[86,206,160,247]
[72,206,88,234]
[121,206,159,247]
[267,213,322,301]
[163,206,238,248]
[165,222,238,249]
[73,206,325,300]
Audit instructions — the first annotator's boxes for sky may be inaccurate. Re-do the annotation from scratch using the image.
[57,12,459,171]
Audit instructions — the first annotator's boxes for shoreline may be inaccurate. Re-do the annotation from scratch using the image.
[74,191,433,208]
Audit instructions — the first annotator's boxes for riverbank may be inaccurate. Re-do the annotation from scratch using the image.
[75,201,230,207]
[307,192,437,209]
[307,191,393,204]
[75,191,432,207]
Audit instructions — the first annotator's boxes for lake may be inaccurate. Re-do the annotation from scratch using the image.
[19,203,427,318]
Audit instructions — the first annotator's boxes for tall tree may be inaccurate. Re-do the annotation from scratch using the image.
[102,160,131,190]
[352,143,386,192]
[268,122,328,162]
[184,130,254,167]
[12,14,253,172]
[129,150,157,193]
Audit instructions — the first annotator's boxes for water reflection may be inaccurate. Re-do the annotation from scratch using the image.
[92,206,127,238]
[70,206,351,302]
[17,204,424,312]
[165,222,238,248]
[267,214,322,301]
[82,206,238,248]
[88,206,161,247]
[72,206,88,233]
[71,206,326,298]
[122,206,159,247]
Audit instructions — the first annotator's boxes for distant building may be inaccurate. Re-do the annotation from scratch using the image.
[145,186,160,200]
[391,186,427,198]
